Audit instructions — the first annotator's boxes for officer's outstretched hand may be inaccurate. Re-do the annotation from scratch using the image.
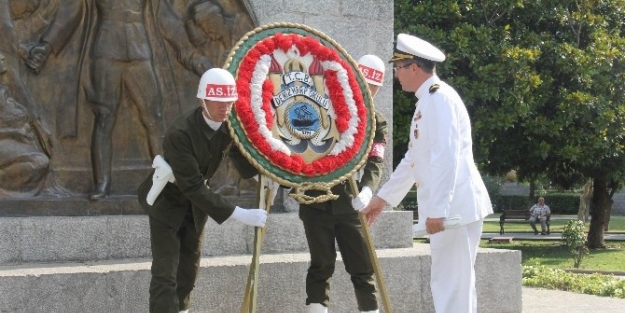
[361,196,386,226]
[351,186,372,212]
[231,206,267,227]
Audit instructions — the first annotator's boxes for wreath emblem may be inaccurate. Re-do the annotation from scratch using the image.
[225,23,375,203]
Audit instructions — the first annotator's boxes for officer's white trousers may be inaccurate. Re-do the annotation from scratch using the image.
[429,220,483,313]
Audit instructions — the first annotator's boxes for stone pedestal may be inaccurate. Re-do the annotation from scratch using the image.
[0,210,522,313]
[0,245,522,313]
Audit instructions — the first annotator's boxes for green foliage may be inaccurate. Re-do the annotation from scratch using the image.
[562,220,590,268]
[394,0,625,245]
[393,0,625,191]
[523,266,625,298]
[493,194,580,213]
[391,88,417,166]
[481,238,625,297]
[482,175,503,205]
[480,238,625,270]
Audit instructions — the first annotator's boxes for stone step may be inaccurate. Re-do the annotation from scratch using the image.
[0,211,412,265]
[0,245,522,313]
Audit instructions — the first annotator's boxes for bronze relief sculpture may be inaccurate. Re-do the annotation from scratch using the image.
[0,0,255,207]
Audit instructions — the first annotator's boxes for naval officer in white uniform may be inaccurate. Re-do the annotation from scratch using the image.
[362,33,493,313]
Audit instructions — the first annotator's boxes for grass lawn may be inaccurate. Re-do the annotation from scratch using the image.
[415,216,625,272]
[413,238,625,272]
[473,215,625,296]
[483,215,625,233]
[480,240,625,272]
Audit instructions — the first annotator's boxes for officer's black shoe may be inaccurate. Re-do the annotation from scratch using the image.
[534,231,539,235]
[540,232,547,235]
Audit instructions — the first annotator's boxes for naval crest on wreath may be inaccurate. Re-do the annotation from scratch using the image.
[269,54,339,163]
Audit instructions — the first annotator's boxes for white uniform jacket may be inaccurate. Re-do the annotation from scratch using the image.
[378,76,493,224]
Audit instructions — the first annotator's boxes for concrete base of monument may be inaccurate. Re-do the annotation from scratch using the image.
[0,245,522,313]
[0,211,412,264]
[0,194,258,216]
[0,211,522,312]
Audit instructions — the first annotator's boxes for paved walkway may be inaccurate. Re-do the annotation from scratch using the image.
[523,287,625,312]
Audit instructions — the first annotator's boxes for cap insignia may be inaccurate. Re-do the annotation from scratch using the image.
[390,51,415,62]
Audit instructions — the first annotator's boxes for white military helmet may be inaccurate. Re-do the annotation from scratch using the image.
[197,68,238,102]
[357,55,385,86]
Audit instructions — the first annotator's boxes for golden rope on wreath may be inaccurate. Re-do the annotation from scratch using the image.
[223,23,376,204]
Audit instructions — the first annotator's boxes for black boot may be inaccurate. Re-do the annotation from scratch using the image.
[89,113,113,201]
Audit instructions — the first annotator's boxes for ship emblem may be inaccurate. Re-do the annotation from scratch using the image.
[269,52,339,163]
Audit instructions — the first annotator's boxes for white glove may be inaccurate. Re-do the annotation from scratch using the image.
[351,186,372,212]
[230,206,267,227]
[412,215,462,237]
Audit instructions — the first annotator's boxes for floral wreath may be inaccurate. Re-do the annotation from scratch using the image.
[225,23,375,203]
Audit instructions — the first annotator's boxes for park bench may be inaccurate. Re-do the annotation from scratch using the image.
[499,209,550,235]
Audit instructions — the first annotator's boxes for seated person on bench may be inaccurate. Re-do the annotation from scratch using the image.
[529,197,551,235]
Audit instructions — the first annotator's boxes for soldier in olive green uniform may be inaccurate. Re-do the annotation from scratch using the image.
[137,68,268,313]
[302,55,388,313]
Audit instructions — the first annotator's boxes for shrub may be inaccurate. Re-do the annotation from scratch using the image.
[523,266,625,298]
[562,220,589,268]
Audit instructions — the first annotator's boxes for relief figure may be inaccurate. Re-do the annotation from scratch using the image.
[26,0,213,200]
[1,0,53,158]
[0,52,50,197]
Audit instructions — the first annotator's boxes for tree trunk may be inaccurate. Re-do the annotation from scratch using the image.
[528,179,536,208]
[587,177,607,249]
[604,181,618,232]
[577,179,592,222]
[604,197,613,232]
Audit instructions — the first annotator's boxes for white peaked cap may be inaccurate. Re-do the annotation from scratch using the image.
[389,33,445,63]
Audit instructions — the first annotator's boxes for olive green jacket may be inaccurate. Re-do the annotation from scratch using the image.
[137,108,257,232]
[301,111,388,214]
